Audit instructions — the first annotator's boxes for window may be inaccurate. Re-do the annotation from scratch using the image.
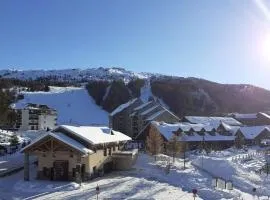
[104,148,107,156]
[93,166,97,174]
[108,147,112,155]
[72,168,76,177]
[113,145,116,151]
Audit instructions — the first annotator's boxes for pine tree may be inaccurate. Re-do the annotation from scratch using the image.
[9,134,19,146]
[146,125,163,160]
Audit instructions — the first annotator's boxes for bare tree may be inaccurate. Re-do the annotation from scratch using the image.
[146,125,163,160]
[167,134,181,163]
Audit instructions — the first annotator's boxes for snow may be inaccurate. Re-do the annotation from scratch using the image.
[259,112,270,120]
[141,105,159,115]
[152,121,237,142]
[133,101,152,111]
[191,147,270,199]
[234,113,257,119]
[0,67,152,82]
[184,116,242,126]
[110,98,138,116]
[13,86,109,126]
[238,126,270,139]
[140,80,153,103]
[102,85,111,101]
[3,147,270,199]
[22,131,93,154]
[59,125,131,145]
[0,162,201,200]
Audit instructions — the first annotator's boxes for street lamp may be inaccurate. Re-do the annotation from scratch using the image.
[192,188,198,200]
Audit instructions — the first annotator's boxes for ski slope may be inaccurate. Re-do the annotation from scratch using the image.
[13,86,109,126]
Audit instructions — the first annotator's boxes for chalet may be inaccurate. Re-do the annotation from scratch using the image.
[231,112,270,126]
[21,125,135,181]
[110,99,179,138]
[137,121,236,151]
[235,126,270,146]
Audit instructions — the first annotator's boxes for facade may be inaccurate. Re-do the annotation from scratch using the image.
[22,125,135,181]
[230,112,270,126]
[15,104,57,131]
[110,99,179,138]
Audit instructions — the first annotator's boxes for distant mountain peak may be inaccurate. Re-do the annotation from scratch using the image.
[0,67,158,82]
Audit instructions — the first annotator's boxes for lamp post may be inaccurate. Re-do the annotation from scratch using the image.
[192,188,197,200]
[201,135,205,168]
[96,184,100,200]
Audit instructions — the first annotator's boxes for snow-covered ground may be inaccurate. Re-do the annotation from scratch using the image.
[2,148,270,199]
[13,86,109,126]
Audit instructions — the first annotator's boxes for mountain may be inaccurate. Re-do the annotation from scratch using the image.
[0,67,154,83]
[1,67,270,118]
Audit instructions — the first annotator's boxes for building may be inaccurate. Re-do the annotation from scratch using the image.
[137,121,237,151]
[15,103,57,131]
[109,98,143,138]
[182,116,242,127]
[230,112,270,126]
[109,99,180,138]
[21,125,136,181]
[235,126,270,146]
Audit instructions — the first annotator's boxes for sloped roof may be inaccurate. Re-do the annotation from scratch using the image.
[258,112,270,120]
[59,125,131,145]
[152,121,216,139]
[237,126,270,139]
[233,113,257,119]
[21,131,93,154]
[152,121,235,142]
[184,116,242,126]
[110,98,138,116]
[133,101,152,111]
[146,110,166,121]
[141,105,159,115]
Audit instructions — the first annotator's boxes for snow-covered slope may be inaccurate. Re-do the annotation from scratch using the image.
[0,67,154,83]
[12,86,108,126]
[140,80,169,109]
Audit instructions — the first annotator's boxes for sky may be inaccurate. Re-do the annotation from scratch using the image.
[0,0,270,88]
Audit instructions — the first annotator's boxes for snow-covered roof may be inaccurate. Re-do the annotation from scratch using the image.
[152,121,235,142]
[0,130,14,137]
[134,101,152,111]
[146,110,166,121]
[21,131,93,154]
[258,112,270,120]
[184,116,242,126]
[58,125,131,145]
[233,113,257,119]
[110,98,138,116]
[237,126,270,139]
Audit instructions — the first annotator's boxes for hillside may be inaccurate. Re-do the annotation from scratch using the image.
[12,86,108,126]
[87,77,270,117]
[2,67,270,117]
[0,68,153,83]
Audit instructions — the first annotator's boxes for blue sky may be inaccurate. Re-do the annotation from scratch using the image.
[1,1,270,88]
